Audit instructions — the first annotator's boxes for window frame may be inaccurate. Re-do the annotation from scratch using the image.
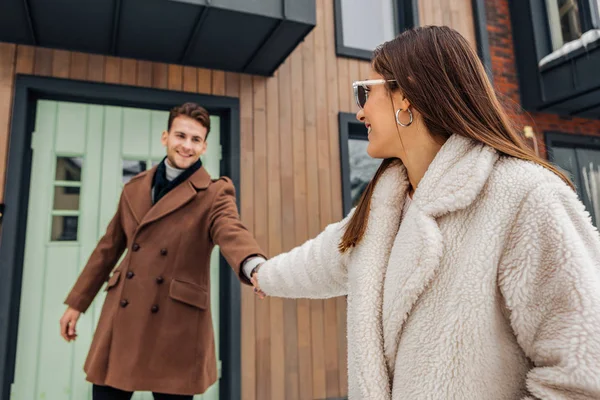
[545,131,600,225]
[334,0,419,60]
[339,112,383,215]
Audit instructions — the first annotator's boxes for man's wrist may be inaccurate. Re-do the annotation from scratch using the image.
[242,256,266,279]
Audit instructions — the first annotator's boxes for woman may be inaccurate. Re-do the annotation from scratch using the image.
[251,26,600,399]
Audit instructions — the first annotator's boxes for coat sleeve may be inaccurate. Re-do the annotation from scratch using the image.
[498,183,600,400]
[209,178,266,285]
[64,193,127,313]
[256,211,353,299]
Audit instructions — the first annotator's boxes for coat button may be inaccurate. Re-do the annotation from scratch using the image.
[120,299,129,308]
[156,276,164,284]
[151,305,159,313]
[132,243,140,251]
[160,248,168,256]
[126,271,134,279]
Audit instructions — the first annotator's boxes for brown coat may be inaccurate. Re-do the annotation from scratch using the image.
[64,166,265,395]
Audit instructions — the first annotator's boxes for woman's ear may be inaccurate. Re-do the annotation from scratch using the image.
[392,91,411,111]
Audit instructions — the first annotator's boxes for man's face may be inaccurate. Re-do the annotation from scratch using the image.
[161,115,208,169]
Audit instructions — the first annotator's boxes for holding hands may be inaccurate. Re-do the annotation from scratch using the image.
[250,264,266,299]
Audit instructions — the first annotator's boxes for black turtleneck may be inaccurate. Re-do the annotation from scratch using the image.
[152,157,202,204]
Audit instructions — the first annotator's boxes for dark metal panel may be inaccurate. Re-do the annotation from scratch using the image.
[579,104,600,119]
[0,75,242,400]
[508,0,545,110]
[186,9,277,72]
[540,64,577,102]
[574,45,600,90]
[117,0,200,61]
[28,0,115,53]
[471,0,493,82]
[211,0,281,18]
[284,0,316,25]
[0,0,34,44]
[244,20,314,76]
[541,89,600,116]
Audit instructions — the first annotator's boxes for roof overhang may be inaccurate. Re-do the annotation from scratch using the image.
[0,0,315,76]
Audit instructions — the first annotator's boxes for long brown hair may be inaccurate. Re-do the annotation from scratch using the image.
[339,25,573,253]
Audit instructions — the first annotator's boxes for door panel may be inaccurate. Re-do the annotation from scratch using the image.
[12,100,221,400]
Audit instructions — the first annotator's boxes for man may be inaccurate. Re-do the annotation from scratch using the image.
[60,102,266,400]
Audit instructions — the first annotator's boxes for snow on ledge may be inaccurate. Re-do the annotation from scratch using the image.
[539,29,600,68]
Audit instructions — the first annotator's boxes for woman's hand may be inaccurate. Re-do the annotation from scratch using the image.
[250,264,266,299]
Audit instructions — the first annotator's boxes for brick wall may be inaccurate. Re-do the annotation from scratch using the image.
[486,0,600,158]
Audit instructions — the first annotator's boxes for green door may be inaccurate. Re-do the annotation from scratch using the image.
[11,100,221,400]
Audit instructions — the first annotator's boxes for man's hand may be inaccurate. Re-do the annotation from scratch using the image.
[250,265,266,300]
[60,307,81,342]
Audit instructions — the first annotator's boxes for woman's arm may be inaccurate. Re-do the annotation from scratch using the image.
[499,183,600,399]
[254,212,354,299]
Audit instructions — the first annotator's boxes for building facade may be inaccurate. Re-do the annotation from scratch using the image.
[0,1,599,400]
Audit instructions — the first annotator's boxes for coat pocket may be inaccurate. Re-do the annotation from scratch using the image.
[169,279,208,310]
[105,270,121,291]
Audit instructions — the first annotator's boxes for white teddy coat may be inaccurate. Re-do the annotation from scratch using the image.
[258,134,600,400]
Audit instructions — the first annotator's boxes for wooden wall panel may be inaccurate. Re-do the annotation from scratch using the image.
[418,0,477,49]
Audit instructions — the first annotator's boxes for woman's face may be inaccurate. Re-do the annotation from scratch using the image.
[355,72,413,160]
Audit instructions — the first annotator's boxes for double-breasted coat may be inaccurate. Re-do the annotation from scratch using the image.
[64,165,265,395]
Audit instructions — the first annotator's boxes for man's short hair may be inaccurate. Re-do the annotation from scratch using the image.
[168,102,211,138]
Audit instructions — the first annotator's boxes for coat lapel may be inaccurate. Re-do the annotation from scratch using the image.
[123,168,154,224]
[380,134,499,378]
[123,165,212,228]
[347,160,410,400]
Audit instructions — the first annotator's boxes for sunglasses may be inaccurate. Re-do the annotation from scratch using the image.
[352,79,396,109]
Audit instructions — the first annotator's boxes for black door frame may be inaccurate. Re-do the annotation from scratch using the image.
[0,75,243,400]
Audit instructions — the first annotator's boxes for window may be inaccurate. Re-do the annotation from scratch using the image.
[122,158,162,185]
[51,156,83,241]
[546,0,583,50]
[334,0,418,60]
[339,113,382,215]
[546,132,600,227]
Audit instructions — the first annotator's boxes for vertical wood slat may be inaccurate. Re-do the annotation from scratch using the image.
[290,44,313,400]
[152,63,168,89]
[15,45,35,74]
[265,69,285,400]
[324,1,342,396]
[70,52,89,81]
[418,0,477,49]
[225,72,240,98]
[87,54,105,82]
[104,56,120,84]
[253,75,271,400]
[239,74,257,400]
[34,47,53,76]
[168,65,183,91]
[120,58,137,86]
[212,71,225,96]
[313,0,330,398]
[197,68,212,94]
[0,43,16,202]
[301,26,319,400]
[348,60,360,112]
[278,59,300,400]
[51,49,70,78]
[183,66,197,92]
[137,61,153,87]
